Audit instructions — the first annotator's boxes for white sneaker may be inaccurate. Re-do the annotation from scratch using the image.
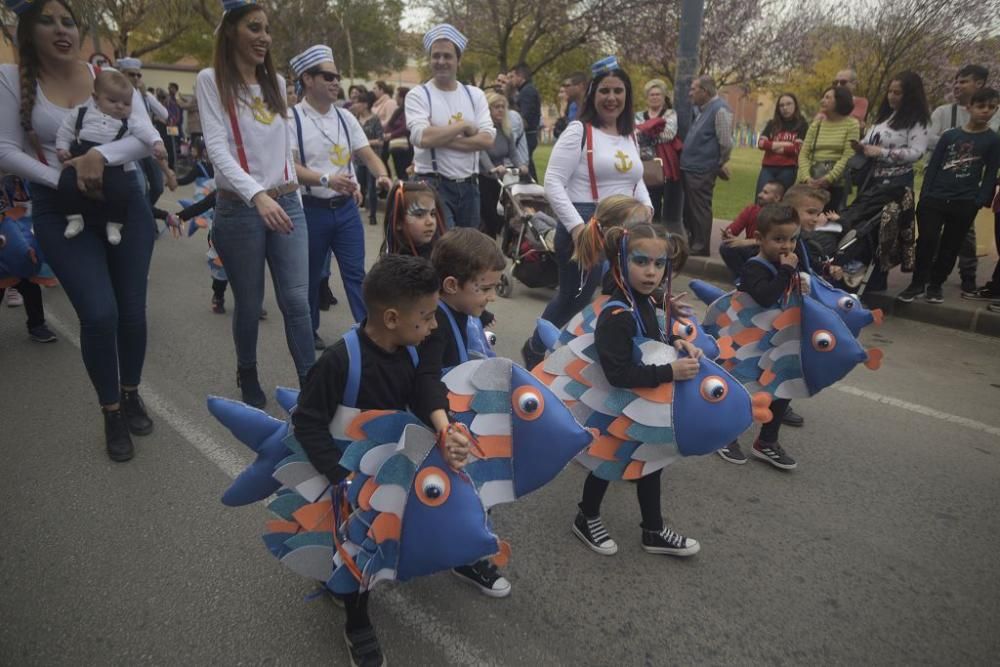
[5,287,23,307]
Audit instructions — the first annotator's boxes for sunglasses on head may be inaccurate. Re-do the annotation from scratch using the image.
[309,71,341,83]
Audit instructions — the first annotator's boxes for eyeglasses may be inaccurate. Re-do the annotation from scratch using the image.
[309,71,341,83]
[127,72,142,79]
[833,79,851,86]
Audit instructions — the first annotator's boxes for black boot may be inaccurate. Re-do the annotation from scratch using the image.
[103,408,135,462]
[237,366,267,408]
[120,388,154,435]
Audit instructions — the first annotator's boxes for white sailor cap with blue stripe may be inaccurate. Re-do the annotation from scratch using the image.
[422,23,468,54]
[116,57,143,71]
[290,45,335,78]
[591,56,621,77]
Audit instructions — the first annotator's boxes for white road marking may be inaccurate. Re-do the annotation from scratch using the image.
[835,384,1000,438]
[44,312,497,666]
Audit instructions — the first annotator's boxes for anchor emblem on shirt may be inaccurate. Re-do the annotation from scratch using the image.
[449,111,464,124]
[614,150,633,173]
[250,96,275,125]
[329,144,351,167]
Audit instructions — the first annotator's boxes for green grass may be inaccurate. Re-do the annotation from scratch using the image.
[531,144,762,221]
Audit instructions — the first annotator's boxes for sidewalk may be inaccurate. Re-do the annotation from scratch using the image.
[679,219,1000,339]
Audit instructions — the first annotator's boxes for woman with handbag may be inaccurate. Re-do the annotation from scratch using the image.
[520,56,652,369]
[635,79,679,224]
[797,87,858,212]
[756,93,808,194]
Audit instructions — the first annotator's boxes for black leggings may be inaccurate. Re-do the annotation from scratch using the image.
[212,278,227,299]
[1,280,45,330]
[342,591,370,630]
[760,398,790,443]
[579,469,663,532]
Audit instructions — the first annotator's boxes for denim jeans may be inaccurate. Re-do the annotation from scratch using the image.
[754,165,796,196]
[139,156,164,208]
[529,202,600,351]
[303,199,367,331]
[31,172,155,406]
[211,192,315,378]
[413,175,480,229]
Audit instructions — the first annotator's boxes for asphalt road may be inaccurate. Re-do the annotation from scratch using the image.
[2,187,999,666]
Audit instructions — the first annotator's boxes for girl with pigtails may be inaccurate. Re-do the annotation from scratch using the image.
[569,217,705,558]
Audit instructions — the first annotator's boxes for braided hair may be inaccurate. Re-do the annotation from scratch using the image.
[14,1,80,160]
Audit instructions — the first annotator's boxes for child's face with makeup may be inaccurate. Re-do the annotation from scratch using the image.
[391,292,440,347]
[627,237,670,296]
[446,270,502,318]
[403,194,438,246]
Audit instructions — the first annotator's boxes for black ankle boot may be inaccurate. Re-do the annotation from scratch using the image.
[120,388,154,435]
[236,366,267,408]
[103,408,135,462]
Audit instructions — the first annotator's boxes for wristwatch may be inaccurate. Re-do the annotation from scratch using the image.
[319,173,330,188]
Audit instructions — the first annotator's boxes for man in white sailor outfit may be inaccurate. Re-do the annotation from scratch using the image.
[406,24,495,229]
[288,45,390,350]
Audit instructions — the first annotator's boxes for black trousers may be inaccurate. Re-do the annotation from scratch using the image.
[1,280,45,329]
[913,197,980,288]
[478,175,504,238]
[579,469,663,532]
[760,398,790,443]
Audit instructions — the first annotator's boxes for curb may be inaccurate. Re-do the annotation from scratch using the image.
[681,256,1000,339]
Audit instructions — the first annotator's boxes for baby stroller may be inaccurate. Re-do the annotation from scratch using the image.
[834,182,916,295]
[496,173,559,298]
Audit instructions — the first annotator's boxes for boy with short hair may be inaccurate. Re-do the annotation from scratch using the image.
[717,203,802,469]
[292,254,470,667]
[783,184,844,282]
[899,88,1000,304]
[719,179,785,280]
[420,227,510,596]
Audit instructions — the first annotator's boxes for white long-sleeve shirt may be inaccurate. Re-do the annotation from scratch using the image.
[405,80,495,179]
[196,68,296,205]
[0,64,154,189]
[863,114,928,179]
[543,120,651,233]
[143,91,169,123]
[927,103,1000,151]
[56,99,162,152]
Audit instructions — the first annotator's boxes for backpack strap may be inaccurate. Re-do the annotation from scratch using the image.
[343,326,418,408]
[748,255,779,276]
[291,106,310,194]
[74,106,88,142]
[437,302,470,365]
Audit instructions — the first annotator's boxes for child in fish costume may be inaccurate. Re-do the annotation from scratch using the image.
[689,204,882,469]
[210,255,593,667]
[535,222,772,558]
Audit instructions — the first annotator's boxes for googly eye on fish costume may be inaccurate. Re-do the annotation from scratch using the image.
[208,357,593,593]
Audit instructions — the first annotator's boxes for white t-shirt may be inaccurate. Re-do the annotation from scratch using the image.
[405,80,495,179]
[288,99,369,198]
[0,64,154,189]
[56,99,162,152]
[543,120,651,232]
[196,68,296,205]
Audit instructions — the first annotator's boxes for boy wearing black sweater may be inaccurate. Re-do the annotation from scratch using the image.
[292,254,470,667]
[899,88,1000,304]
[419,228,510,597]
[717,204,801,470]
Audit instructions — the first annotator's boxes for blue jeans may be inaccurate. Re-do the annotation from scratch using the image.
[211,192,314,378]
[755,165,796,196]
[414,175,480,229]
[31,172,155,406]
[140,156,164,207]
[303,199,367,331]
[529,202,600,351]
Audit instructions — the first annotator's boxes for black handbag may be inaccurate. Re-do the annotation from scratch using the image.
[847,152,873,186]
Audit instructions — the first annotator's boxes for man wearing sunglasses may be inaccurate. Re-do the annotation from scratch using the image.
[288,45,390,349]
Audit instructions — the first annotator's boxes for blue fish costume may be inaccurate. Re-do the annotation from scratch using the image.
[691,274,883,399]
[0,176,56,288]
[209,357,594,594]
[532,296,772,482]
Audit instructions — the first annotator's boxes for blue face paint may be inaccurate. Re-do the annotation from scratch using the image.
[629,252,668,269]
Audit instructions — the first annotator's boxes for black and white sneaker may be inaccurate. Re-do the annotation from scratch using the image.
[961,286,999,301]
[924,285,944,304]
[896,282,925,303]
[452,559,511,598]
[781,406,804,427]
[572,511,618,555]
[717,441,747,464]
[343,625,386,667]
[641,527,700,556]
[752,439,797,470]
